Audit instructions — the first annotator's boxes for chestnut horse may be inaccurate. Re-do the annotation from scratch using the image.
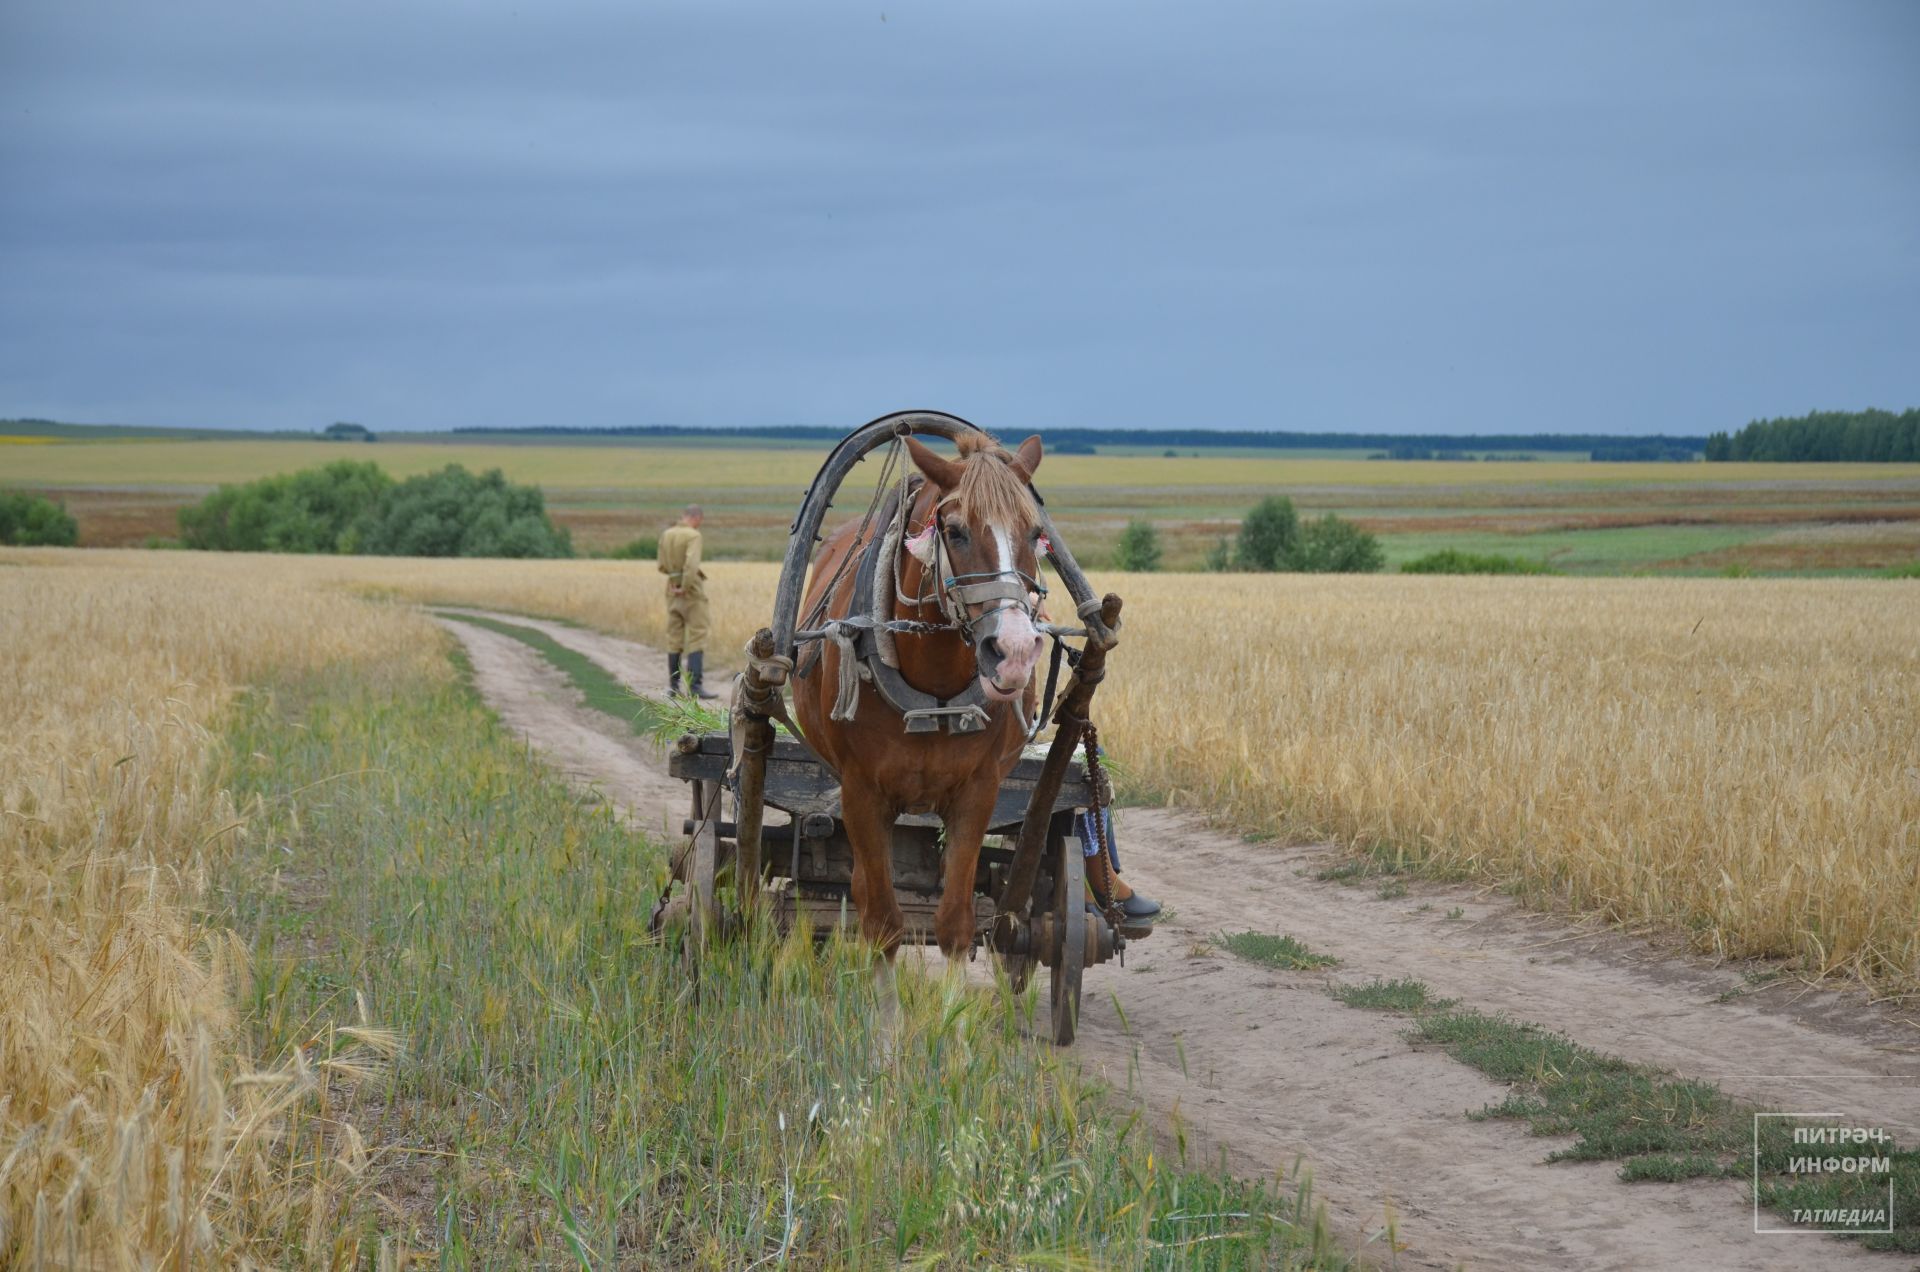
[793,431,1048,964]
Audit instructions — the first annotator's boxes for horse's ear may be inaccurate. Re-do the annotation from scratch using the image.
[905,436,962,490]
[1009,434,1043,482]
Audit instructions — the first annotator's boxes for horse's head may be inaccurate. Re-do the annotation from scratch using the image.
[903,432,1048,703]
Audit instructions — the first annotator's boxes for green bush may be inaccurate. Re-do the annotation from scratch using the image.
[1202,537,1232,572]
[1294,513,1386,573]
[1235,496,1300,570]
[1879,560,1920,579]
[349,464,572,558]
[1226,497,1384,573]
[177,461,572,558]
[605,534,659,561]
[179,461,392,552]
[0,490,79,546]
[1401,549,1556,575]
[1111,518,1162,572]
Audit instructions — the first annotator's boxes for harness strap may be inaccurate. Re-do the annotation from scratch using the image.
[796,466,1052,736]
[946,578,1031,607]
[1028,634,1065,744]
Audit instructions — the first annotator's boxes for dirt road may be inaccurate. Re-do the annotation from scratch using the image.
[432,608,1918,1271]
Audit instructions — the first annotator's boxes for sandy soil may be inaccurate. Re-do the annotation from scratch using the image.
[430,608,1917,1271]
[434,609,691,845]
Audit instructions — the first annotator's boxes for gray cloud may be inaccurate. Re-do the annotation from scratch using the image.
[2,0,1916,434]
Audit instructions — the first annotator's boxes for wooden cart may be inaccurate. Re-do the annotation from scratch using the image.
[656,410,1137,1045]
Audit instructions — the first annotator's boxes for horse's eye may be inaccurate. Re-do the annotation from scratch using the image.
[944,525,968,544]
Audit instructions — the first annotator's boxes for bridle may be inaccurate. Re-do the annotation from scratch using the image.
[920,506,1047,649]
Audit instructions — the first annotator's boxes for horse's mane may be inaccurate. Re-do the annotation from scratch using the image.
[939,432,1037,531]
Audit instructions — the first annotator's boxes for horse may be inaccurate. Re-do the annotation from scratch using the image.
[792,430,1049,966]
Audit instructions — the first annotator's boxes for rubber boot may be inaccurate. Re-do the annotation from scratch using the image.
[686,650,719,700]
[667,652,683,698]
[1114,876,1162,920]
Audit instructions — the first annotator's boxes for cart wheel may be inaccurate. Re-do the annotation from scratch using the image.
[1050,830,1085,1045]
[688,778,724,955]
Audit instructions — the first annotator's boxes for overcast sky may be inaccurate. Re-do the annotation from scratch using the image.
[2,2,1915,436]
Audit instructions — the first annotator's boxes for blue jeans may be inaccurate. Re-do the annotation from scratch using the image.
[1078,807,1118,871]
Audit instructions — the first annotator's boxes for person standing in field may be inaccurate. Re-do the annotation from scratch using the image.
[657,504,717,699]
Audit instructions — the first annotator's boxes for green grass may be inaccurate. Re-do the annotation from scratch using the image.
[1400,1008,1917,1251]
[1326,982,1916,1250]
[216,655,1349,1267]
[1216,932,1338,971]
[1330,979,1452,1012]
[1378,524,1774,572]
[1882,559,1920,578]
[437,609,663,736]
[1398,548,1557,575]
[1619,1154,1727,1183]
[1410,1010,1726,1159]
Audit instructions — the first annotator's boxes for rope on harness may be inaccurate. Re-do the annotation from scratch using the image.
[745,650,795,687]
[825,621,869,722]
[740,647,798,734]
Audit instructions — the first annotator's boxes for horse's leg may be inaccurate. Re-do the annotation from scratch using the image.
[841,783,906,959]
[933,789,996,960]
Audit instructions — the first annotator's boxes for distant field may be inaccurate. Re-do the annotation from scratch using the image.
[6,434,1918,572]
[7,435,1918,489]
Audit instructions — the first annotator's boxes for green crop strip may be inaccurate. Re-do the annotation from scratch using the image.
[216,656,1353,1267]
[436,609,663,737]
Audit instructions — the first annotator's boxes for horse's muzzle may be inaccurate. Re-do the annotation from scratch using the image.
[974,608,1044,701]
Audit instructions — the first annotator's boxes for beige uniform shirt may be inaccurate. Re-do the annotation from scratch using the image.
[658,523,706,594]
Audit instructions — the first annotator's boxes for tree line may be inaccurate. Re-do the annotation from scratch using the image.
[1704,409,1919,462]
[453,423,1707,456]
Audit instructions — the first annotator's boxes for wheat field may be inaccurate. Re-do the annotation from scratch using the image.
[2,549,1347,1266]
[10,548,1915,994]
[0,557,431,1266]
[5,546,1916,1261]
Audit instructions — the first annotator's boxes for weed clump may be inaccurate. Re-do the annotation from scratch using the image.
[1218,931,1338,970]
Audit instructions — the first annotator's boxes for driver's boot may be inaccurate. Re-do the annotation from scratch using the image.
[667,652,683,698]
[686,651,719,700]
